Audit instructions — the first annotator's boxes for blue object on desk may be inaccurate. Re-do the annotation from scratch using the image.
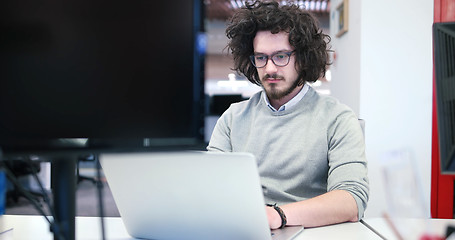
[0,169,5,215]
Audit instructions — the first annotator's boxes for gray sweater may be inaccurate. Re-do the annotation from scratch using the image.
[207,87,369,219]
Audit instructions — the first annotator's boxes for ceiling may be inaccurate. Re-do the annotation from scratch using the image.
[205,0,331,21]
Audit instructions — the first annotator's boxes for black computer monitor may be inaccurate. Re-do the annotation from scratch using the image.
[433,21,455,174]
[0,0,206,155]
[0,0,205,239]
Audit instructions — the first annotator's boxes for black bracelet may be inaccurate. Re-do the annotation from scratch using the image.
[266,203,287,229]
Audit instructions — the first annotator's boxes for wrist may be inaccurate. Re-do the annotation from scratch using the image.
[266,203,287,229]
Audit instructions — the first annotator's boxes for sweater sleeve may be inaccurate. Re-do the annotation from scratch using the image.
[326,109,370,220]
[206,108,233,152]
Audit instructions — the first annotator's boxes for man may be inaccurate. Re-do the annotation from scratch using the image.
[207,1,369,229]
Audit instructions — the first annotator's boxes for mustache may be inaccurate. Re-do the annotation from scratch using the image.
[263,74,284,80]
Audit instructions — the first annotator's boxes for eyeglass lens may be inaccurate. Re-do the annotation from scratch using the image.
[250,52,293,68]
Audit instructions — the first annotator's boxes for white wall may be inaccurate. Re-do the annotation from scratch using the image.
[330,0,434,217]
[329,0,362,115]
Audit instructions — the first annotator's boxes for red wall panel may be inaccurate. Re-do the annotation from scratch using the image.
[431,0,455,218]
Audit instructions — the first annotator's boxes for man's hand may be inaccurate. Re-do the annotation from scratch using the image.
[266,206,283,229]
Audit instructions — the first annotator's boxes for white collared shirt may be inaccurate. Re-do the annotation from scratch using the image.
[263,84,309,112]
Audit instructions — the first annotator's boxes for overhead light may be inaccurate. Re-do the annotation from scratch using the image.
[321,1,327,11]
[315,0,321,11]
[236,0,243,8]
[227,0,330,13]
[309,0,315,11]
[229,0,237,9]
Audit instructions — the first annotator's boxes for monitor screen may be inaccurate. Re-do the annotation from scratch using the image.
[0,0,206,156]
[433,21,455,173]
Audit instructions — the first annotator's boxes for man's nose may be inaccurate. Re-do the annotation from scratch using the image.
[264,58,278,73]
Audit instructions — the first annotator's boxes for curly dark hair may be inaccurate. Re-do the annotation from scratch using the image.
[225,0,331,85]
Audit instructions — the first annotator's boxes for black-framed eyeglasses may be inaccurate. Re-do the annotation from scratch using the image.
[249,51,295,68]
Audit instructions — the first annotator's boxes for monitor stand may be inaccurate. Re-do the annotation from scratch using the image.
[51,156,77,240]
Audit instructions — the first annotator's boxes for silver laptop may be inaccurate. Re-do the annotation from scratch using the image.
[100,151,303,240]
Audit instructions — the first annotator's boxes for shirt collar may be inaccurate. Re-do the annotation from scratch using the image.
[263,84,309,112]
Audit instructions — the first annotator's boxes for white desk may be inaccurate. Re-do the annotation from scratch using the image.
[0,215,131,240]
[0,215,382,240]
[363,217,455,240]
[294,221,382,240]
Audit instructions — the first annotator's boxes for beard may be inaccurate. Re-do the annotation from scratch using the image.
[262,74,301,100]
